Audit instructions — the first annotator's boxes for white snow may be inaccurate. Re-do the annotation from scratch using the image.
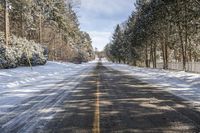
[0,61,98,132]
[103,61,200,106]
[2,59,200,131]
[0,61,97,113]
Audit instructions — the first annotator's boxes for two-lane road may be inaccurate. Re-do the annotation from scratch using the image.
[1,62,200,133]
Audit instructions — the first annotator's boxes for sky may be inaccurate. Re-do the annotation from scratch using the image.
[77,0,135,51]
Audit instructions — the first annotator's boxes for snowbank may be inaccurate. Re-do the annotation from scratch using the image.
[104,62,200,105]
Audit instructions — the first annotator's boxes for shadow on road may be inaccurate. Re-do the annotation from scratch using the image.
[12,62,200,133]
[99,63,200,133]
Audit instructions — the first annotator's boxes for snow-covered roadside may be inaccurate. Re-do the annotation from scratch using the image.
[0,61,97,113]
[103,61,200,105]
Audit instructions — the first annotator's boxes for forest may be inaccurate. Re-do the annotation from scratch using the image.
[105,0,200,71]
[0,0,94,68]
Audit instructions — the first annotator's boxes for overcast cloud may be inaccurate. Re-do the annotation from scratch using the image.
[78,0,135,51]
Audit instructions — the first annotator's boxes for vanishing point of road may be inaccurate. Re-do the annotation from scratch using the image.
[1,62,200,133]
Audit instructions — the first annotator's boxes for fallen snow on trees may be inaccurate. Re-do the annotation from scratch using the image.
[0,32,48,69]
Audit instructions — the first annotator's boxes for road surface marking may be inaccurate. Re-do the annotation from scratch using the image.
[93,73,100,133]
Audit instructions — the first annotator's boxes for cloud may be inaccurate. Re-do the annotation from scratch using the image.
[77,0,135,51]
[80,0,134,16]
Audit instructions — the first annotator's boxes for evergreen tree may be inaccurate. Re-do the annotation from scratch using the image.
[105,0,200,70]
[0,0,94,62]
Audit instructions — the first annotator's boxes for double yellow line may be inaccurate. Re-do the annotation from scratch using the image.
[92,73,100,133]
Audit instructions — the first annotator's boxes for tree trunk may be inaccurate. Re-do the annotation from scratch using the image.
[150,44,153,68]
[153,43,157,68]
[60,30,63,60]
[161,41,166,69]
[39,12,42,43]
[188,38,192,62]
[164,37,168,69]
[21,11,24,38]
[178,23,186,71]
[184,2,188,65]
[176,0,186,71]
[145,43,149,67]
[4,0,9,45]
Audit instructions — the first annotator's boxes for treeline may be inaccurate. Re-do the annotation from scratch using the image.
[0,0,94,62]
[105,0,200,70]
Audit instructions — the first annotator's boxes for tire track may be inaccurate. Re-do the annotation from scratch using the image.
[0,66,94,133]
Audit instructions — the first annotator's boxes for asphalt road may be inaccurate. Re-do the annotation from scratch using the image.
[1,62,200,133]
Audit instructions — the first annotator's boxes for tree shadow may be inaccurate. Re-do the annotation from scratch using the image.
[98,64,200,133]
[1,63,200,133]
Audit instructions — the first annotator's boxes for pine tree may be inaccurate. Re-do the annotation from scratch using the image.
[105,0,200,70]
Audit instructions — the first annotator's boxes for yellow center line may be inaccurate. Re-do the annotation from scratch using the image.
[93,73,100,133]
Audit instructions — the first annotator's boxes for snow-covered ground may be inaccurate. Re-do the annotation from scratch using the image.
[1,59,200,109]
[0,61,96,114]
[103,61,200,106]
[1,59,200,132]
[0,61,98,132]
